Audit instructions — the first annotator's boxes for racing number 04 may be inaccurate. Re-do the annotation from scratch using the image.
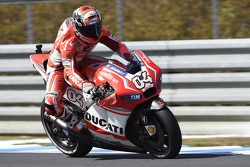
[132,71,153,90]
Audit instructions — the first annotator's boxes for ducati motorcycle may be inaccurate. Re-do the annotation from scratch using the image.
[30,45,182,159]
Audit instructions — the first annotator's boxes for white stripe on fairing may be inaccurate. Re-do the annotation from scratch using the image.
[30,58,47,79]
[103,67,139,92]
[134,51,157,83]
[103,106,131,114]
[102,106,131,115]
[88,129,136,148]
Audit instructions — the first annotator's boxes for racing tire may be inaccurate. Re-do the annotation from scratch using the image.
[148,107,182,159]
[41,99,93,157]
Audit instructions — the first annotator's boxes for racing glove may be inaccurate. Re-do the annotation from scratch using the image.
[89,85,106,99]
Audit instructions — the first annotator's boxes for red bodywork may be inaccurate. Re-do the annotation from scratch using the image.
[31,50,162,141]
[31,50,162,112]
[81,50,162,112]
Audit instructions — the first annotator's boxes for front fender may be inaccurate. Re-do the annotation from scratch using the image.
[125,97,166,147]
[150,97,166,110]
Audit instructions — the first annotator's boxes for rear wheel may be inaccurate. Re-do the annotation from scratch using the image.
[145,107,182,159]
[41,99,93,157]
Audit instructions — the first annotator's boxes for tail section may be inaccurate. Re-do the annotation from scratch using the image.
[30,53,49,80]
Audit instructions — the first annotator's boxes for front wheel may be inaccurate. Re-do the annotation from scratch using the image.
[41,99,93,157]
[146,107,182,159]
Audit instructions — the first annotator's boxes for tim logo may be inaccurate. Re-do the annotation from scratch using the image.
[121,94,142,101]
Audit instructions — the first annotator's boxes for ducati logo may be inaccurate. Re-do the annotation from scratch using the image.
[85,112,124,135]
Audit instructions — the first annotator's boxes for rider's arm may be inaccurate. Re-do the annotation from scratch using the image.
[60,38,94,93]
[99,26,137,62]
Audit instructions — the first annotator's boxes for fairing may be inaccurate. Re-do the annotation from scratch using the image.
[30,50,163,148]
[93,50,162,111]
[30,54,49,79]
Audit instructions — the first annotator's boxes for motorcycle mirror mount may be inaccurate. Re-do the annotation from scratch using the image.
[36,44,43,54]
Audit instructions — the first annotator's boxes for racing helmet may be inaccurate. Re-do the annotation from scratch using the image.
[72,6,102,43]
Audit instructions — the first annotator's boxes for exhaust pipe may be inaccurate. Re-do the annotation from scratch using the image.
[44,112,93,140]
[44,112,68,130]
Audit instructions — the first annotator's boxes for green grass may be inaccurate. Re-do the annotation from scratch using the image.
[15,142,53,146]
[0,135,46,141]
[183,137,250,147]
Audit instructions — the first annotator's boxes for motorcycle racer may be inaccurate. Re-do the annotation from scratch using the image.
[44,6,136,132]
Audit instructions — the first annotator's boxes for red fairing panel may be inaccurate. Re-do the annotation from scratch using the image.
[30,54,49,79]
[93,50,162,112]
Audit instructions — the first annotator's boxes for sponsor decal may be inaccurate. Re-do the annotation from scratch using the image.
[85,112,124,135]
[99,71,118,84]
[121,94,142,101]
[67,88,84,107]
[132,71,153,90]
[69,75,83,88]
[145,125,156,136]
[106,63,127,76]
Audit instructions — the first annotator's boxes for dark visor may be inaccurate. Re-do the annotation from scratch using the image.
[76,22,102,38]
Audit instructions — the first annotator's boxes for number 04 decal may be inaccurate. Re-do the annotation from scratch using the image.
[132,71,153,89]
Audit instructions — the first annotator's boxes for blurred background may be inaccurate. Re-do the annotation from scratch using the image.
[0,0,250,138]
[1,0,250,44]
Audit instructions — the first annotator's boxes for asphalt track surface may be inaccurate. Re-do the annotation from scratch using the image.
[0,153,249,167]
[1,139,250,167]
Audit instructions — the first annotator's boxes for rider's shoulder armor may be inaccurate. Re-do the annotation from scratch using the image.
[57,17,75,38]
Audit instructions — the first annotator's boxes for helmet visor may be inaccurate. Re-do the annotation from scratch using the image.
[76,22,102,38]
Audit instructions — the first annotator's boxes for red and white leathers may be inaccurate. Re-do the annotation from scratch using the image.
[45,17,134,117]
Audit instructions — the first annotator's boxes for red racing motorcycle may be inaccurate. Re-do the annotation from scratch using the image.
[30,45,182,159]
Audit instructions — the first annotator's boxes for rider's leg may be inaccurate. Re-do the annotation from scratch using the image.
[45,69,84,132]
[45,69,66,117]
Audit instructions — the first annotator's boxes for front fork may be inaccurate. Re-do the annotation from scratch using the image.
[139,97,166,137]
